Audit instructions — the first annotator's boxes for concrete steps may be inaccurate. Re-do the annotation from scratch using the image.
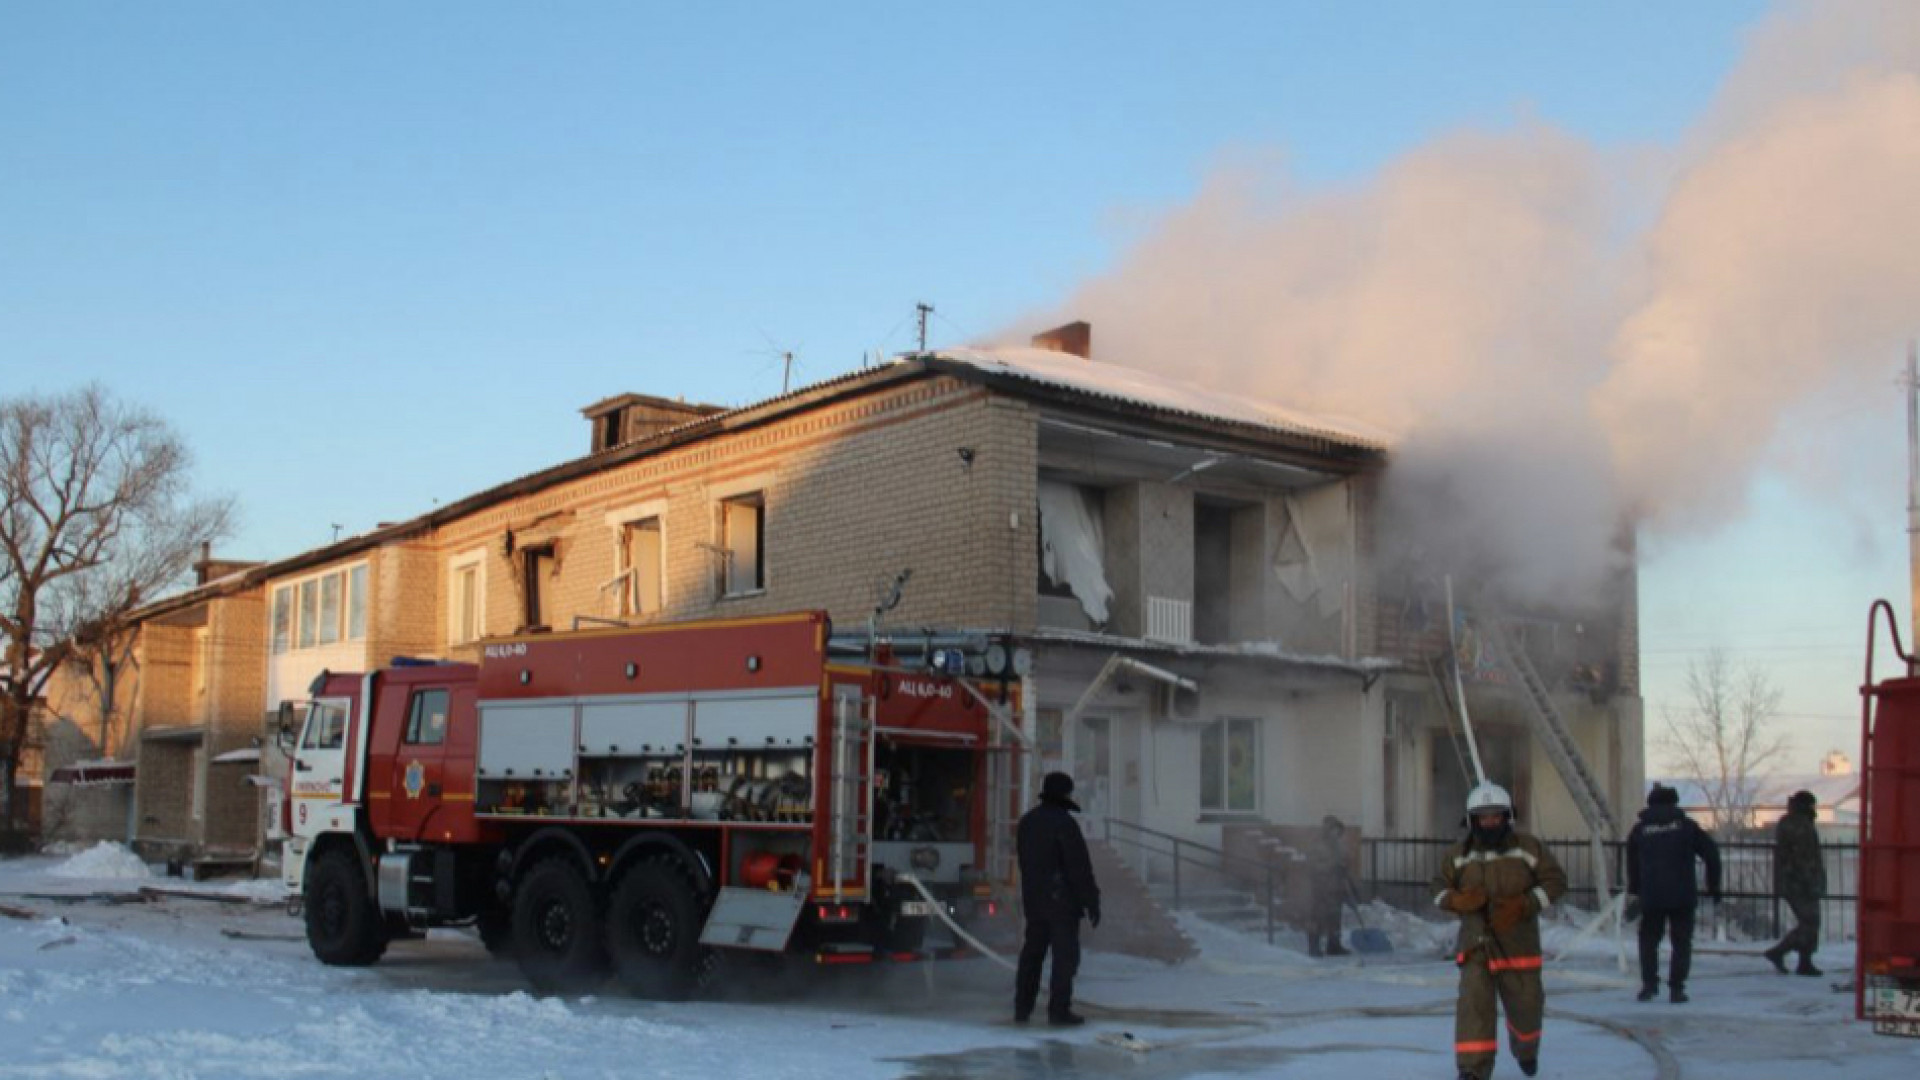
[1084,840,1197,963]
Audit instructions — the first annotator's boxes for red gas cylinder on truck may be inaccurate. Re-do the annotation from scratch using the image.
[1858,600,1920,1034]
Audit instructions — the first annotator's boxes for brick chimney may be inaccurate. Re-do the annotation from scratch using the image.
[1031,321,1091,359]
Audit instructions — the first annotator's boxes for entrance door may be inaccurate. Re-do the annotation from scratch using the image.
[1073,714,1112,835]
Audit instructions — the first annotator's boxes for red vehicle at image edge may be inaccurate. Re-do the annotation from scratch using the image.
[280,610,1029,998]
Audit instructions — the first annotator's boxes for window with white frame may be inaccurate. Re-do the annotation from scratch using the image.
[449,550,486,646]
[720,491,765,596]
[1200,716,1259,813]
[269,562,370,655]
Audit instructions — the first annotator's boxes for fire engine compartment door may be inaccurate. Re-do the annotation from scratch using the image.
[477,701,576,781]
[699,874,812,952]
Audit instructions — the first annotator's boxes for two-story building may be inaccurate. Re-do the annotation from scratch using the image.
[56,323,1644,876]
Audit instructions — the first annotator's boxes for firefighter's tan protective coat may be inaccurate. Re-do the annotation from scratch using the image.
[1432,830,1568,1080]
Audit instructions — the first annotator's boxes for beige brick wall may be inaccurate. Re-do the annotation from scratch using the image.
[430,379,1043,646]
[134,625,197,731]
[369,541,442,663]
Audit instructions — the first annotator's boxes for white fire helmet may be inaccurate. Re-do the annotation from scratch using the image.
[1465,782,1513,817]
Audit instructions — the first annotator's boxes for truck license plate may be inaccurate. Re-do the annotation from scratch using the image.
[1874,984,1920,1038]
[897,901,935,917]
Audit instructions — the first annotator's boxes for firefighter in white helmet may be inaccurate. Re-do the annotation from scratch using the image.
[1432,782,1568,1080]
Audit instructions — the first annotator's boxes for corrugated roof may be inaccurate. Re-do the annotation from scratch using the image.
[927,346,1394,452]
[131,342,1392,617]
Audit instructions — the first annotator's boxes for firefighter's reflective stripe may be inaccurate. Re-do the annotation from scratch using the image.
[1488,955,1543,971]
[1507,1022,1542,1042]
[1455,1040,1499,1053]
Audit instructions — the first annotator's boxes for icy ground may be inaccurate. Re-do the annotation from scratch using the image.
[1,846,1913,1080]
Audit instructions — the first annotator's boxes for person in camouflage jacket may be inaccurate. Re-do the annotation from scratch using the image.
[1306,815,1352,957]
[1763,789,1826,977]
[1432,782,1568,1080]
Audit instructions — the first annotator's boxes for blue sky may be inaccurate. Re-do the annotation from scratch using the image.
[2,2,1901,770]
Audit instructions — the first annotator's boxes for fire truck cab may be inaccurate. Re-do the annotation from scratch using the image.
[281,611,1026,998]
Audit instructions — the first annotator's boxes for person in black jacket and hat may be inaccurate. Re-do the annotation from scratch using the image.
[1014,771,1101,1026]
[1626,784,1721,1003]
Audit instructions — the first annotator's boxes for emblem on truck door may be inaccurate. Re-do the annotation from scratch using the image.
[404,760,426,799]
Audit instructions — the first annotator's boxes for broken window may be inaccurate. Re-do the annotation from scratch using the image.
[522,544,556,630]
[1200,716,1258,813]
[1194,503,1234,644]
[1037,478,1113,626]
[620,517,664,616]
[721,492,765,596]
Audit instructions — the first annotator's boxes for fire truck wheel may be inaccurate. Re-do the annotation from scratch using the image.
[606,859,712,1000]
[305,848,389,966]
[511,858,607,992]
[476,905,513,957]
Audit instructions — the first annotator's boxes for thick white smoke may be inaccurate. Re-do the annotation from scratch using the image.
[1030,0,1920,605]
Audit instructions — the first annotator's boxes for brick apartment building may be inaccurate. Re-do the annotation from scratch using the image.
[42,323,1644,868]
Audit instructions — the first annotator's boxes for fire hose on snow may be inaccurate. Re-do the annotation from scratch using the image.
[896,872,1017,972]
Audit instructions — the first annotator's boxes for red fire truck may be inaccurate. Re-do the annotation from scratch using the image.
[281,611,1027,997]
[1859,601,1920,1035]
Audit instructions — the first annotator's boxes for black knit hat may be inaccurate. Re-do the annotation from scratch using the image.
[1789,789,1817,811]
[1647,784,1679,807]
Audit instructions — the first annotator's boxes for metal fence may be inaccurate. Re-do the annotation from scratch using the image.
[1361,836,1860,944]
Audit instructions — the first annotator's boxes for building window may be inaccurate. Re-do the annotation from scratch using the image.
[347,564,368,641]
[298,579,319,648]
[619,517,663,617]
[1200,716,1258,813]
[404,689,450,746]
[271,562,371,656]
[317,573,342,646]
[271,588,292,654]
[521,544,556,630]
[450,552,485,646]
[1037,478,1113,627]
[720,492,765,596]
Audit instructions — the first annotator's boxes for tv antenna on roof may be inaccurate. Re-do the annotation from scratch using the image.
[916,303,933,353]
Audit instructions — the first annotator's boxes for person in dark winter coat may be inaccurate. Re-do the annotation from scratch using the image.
[1014,771,1101,1026]
[1306,815,1352,957]
[1764,789,1827,977]
[1626,784,1721,1002]
[1433,782,1568,1080]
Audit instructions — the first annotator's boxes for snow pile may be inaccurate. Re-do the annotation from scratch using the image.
[47,841,154,880]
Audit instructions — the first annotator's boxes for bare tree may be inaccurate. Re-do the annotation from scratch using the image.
[0,385,234,834]
[1658,649,1789,837]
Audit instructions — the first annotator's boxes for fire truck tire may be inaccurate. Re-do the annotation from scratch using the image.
[305,848,389,967]
[606,858,712,1000]
[511,858,607,991]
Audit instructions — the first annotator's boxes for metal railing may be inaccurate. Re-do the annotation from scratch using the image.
[1361,836,1861,943]
[1099,818,1284,944]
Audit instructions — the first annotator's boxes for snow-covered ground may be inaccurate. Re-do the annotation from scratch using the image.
[1,845,1913,1079]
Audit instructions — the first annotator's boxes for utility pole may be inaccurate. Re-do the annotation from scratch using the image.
[916,303,933,353]
[1907,342,1918,632]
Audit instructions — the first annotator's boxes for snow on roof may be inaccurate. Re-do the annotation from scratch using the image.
[927,346,1395,451]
